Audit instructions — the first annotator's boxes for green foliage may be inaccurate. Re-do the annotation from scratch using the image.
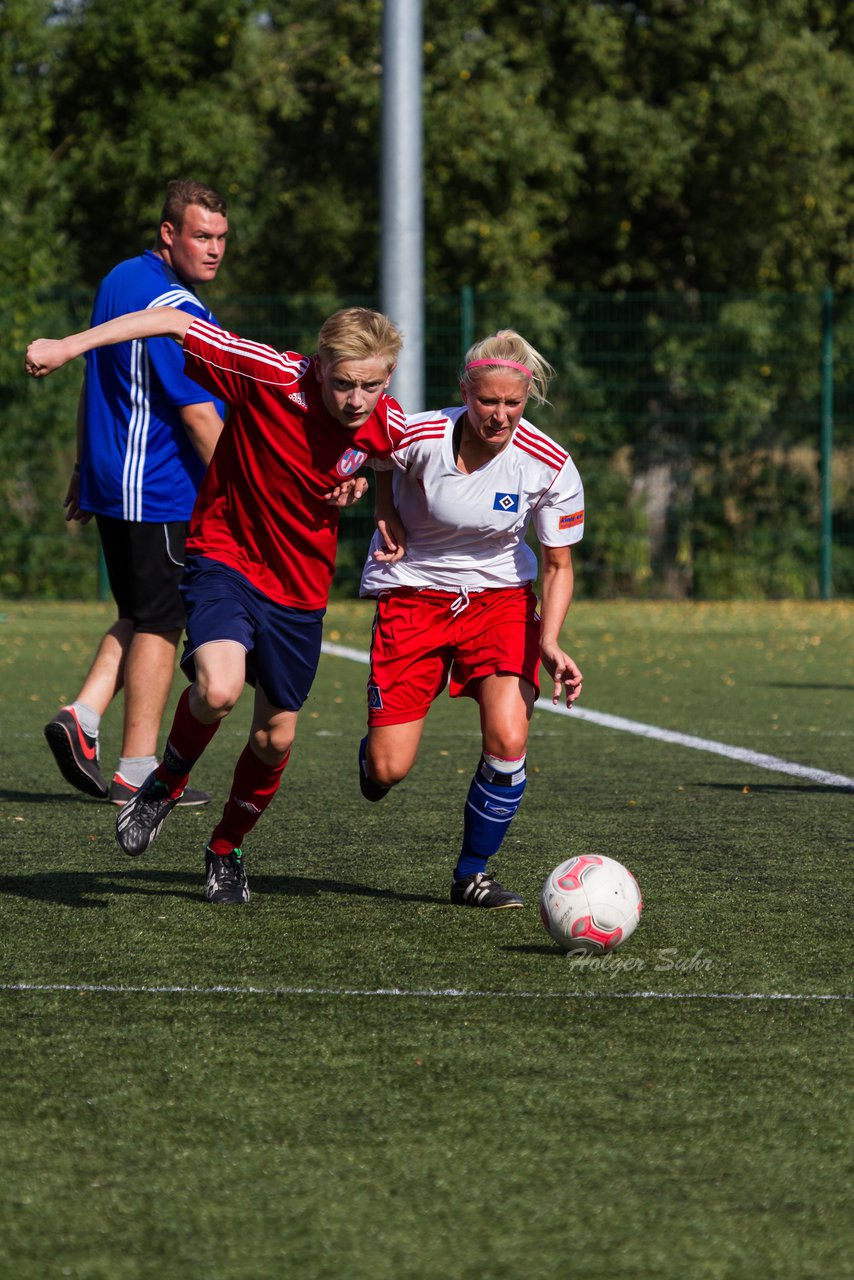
[41,0,389,296]
[2,2,853,598]
[45,0,269,287]
[0,3,86,596]
[692,448,824,598]
[6,0,850,298]
[541,0,854,294]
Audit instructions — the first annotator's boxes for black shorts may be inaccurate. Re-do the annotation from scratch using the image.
[96,515,188,633]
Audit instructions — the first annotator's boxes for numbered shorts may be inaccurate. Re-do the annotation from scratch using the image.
[179,556,325,712]
[366,585,541,727]
[96,515,187,633]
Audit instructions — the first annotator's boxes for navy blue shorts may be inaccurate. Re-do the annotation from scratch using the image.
[179,557,325,712]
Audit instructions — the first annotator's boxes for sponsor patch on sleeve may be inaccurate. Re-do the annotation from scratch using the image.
[559,509,584,530]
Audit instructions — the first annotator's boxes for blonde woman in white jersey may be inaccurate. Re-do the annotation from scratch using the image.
[358,330,584,908]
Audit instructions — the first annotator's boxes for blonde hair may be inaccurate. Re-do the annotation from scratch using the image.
[317,307,403,370]
[461,329,554,406]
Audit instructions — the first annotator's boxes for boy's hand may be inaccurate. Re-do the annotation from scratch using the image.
[324,477,369,507]
[25,338,68,377]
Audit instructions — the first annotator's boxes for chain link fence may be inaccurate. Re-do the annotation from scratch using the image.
[7,289,853,601]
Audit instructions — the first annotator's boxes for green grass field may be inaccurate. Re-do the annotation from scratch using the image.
[1,600,852,1280]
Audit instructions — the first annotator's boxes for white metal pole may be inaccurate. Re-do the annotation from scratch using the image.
[380,0,424,413]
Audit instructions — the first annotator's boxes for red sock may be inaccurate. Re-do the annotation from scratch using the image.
[154,688,221,798]
[208,743,290,855]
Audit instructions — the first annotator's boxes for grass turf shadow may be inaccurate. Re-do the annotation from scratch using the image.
[0,870,443,909]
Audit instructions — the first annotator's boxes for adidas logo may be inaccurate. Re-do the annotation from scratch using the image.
[288,391,307,409]
[235,797,262,814]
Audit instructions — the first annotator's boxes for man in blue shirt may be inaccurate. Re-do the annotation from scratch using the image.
[44,179,228,807]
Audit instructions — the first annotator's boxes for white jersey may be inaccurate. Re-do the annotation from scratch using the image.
[360,407,584,596]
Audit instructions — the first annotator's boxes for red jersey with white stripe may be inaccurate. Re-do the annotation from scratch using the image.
[360,406,584,596]
[181,318,406,609]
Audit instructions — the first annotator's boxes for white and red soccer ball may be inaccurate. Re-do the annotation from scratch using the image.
[540,855,642,955]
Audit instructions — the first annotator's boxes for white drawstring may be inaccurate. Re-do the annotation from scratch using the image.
[450,586,471,616]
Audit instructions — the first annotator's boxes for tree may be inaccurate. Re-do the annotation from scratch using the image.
[45,0,269,293]
[4,0,853,598]
[543,0,854,293]
[33,0,854,298]
[0,0,88,595]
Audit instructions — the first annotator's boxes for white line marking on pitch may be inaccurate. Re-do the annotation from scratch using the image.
[321,641,854,789]
[1,983,850,1001]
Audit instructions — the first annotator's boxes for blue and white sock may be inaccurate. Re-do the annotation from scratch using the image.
[454,752,527,880]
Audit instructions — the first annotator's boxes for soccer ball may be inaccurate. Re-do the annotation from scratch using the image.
[539,855,642,955]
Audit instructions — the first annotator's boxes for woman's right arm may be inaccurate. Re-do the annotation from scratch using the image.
[25,307,193,378]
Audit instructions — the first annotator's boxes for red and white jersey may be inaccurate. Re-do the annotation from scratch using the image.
[360,406,584,596]
[182,318,407,609]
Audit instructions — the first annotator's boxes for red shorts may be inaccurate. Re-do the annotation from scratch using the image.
[367,586,541,726]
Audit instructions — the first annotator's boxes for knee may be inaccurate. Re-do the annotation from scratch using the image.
[191,677,241,721]
[367,749,411,789]
[482,735,528,765]
[251,725,294,763]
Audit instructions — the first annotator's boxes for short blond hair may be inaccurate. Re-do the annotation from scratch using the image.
[316,307,403,370]
[461,329,554,406]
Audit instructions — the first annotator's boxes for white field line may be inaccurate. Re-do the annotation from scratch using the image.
[321,641,854,790]
[0,982,850,1001]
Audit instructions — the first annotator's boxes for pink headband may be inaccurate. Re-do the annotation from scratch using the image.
[465,358,533,377]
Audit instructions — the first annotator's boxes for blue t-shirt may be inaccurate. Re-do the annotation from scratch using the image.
[80,250,225,522]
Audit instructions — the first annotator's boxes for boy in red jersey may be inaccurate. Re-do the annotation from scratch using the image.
[27,306,405,903]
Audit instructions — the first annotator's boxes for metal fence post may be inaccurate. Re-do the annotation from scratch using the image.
[820,287,834,600]
[460,285,474,361]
